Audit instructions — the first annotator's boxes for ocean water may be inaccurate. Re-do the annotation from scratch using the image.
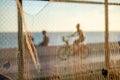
[0,32,120,48]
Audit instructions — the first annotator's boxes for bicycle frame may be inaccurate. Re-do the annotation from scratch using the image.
[58,36,89,60]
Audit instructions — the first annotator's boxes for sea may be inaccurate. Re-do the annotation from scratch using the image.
[0,32,120,48]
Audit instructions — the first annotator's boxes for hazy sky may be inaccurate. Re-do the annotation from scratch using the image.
[0,0,120,32]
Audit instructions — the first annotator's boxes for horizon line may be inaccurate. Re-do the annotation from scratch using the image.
[0,30,120,33]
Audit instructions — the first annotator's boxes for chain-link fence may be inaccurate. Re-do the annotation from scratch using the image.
[0,0,120,80]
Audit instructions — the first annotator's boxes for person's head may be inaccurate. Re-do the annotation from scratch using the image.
[42,30,47,35]
[76,24,80,30]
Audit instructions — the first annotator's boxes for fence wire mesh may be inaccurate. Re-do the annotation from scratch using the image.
[0,0,120,80]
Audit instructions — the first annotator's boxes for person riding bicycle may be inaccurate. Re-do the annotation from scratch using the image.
[58,24,88,59]
[70,23,85,55]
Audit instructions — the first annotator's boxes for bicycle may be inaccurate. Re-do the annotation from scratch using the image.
[57,36,89,60]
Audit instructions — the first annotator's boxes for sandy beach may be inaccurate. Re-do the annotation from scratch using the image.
[0,42,120,80]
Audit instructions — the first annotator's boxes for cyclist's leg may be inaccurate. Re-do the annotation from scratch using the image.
[80,41,89,58]
[80,41,86,51]
[73,39,80,55]
[73,38,86,55]
[81,41,88,52]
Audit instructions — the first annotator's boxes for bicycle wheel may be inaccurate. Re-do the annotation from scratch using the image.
[57,46,71,60]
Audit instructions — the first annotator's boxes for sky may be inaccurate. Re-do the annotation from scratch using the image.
[0,0,120,32]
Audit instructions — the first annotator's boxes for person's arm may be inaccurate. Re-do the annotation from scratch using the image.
[71,32,77,37]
